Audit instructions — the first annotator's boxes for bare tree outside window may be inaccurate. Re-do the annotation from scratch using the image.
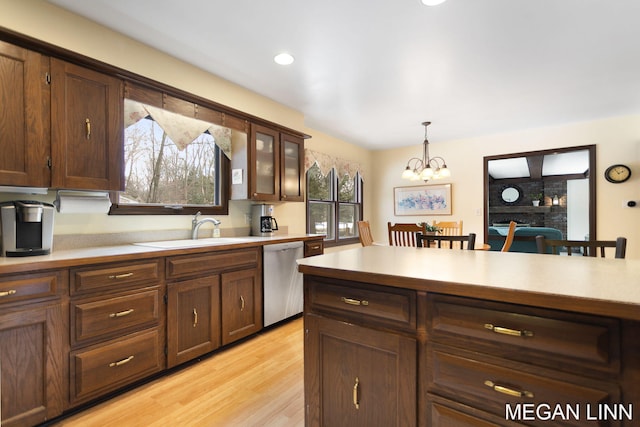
[123,115,220,207]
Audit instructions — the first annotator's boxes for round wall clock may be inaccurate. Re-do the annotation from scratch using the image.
[604,164,631,183]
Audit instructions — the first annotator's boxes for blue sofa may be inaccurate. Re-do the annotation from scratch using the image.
[488,226,563,253]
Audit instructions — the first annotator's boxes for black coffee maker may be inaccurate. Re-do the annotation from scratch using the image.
[250,204,279,237]
[0,201,55,257]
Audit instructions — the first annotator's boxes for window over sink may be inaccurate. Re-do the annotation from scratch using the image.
[110,99,231,215]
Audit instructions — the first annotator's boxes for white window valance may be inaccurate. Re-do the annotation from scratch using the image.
[124,99,232,158]
[304,149,364,179]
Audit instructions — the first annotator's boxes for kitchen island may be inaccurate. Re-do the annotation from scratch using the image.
[297,246,640,427]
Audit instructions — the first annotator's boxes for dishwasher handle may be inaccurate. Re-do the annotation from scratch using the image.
[263,241,304,252]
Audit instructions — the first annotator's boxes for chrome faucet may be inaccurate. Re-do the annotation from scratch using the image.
[191,211,221,239]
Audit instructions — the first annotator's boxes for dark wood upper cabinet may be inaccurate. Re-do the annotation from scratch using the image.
[249,124,280,201]
[231,124,305,201]
[0,40,50,187]
[50,58,123,191]
[1,30,308,196]
[280,133,304,201]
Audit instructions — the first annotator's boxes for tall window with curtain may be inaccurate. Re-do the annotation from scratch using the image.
[305,150,363,246]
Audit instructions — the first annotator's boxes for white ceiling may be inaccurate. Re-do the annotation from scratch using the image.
[49,0,640,150]
[487,150,590,180]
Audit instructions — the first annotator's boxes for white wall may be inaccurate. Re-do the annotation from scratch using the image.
[371,114,640,259]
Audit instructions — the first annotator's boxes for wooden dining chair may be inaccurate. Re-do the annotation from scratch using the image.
[535,236,627,259]
[501,221,517,252]
[416,233,477,250]
[357,221,375,247]
[387,222,426,246]
[432,220,463,236]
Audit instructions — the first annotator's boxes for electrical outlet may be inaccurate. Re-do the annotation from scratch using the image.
[245,213,251,224]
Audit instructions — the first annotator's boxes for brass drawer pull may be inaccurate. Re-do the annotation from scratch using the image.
[341,297,369,306]
[484,380,534,398]
[0,289,17,297]
[353,377,360,409]
[109,308,134,318]
[240,295,245,311]
[108,272,134,280]
[484,323,533,337]
[109,355,134,367]
[85,118,91,139]
[193,308,198,327]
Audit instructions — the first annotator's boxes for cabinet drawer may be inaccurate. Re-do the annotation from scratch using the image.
[428,294,620,375]
[304,240,324,257]
[166,248,259,280]
[428,348,621,427]
[70,328,163,404]
[428,399,523,427]
[0,270,64,305]
[307,277,416,330]
[72,288,160,345]
[71,259,162,295]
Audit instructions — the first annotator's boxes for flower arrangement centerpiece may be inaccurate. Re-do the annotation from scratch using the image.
[419,223,441,235]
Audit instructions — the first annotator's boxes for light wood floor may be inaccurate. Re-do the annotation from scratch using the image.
[52,317,304,427]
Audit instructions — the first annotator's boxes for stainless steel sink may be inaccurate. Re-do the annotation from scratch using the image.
[133,237,255,249]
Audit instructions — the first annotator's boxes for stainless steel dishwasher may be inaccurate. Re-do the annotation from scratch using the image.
[263,241,304,327]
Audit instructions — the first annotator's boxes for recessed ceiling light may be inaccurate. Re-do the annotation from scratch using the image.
[421,0,447,5]
[274,53,294,65]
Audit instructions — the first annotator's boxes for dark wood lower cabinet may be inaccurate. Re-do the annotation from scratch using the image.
[167,276,221,368]
[221,268,262,345]
[303,274,639,427]
[69,328,163,405]
[304,314,417,427]
[0,304,65,427]
[428,398,523,427]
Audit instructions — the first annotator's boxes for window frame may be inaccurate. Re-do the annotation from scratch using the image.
[109,154,229,216]
[109,81,231,216]
[306,166,363,247]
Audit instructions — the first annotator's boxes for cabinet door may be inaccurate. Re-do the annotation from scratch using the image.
[249,124,279,200]
[305,314,417,427]
[280,133,304,201]
[0,41,50,187]
[221,268,262,345]
[0,305,65,427]
[167,276,221,368]
[50,58,123,191]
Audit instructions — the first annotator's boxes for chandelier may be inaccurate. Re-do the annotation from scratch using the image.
[401,121,450,181]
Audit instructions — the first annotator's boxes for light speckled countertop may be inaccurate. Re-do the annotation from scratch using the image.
[0,234,323,274]
[297,246,640,321]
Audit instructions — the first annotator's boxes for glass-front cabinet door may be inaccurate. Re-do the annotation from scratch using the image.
[250,124,279,200]
[280,133,304,201]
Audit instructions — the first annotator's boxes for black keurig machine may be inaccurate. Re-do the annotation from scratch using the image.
[0,201,55,257]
